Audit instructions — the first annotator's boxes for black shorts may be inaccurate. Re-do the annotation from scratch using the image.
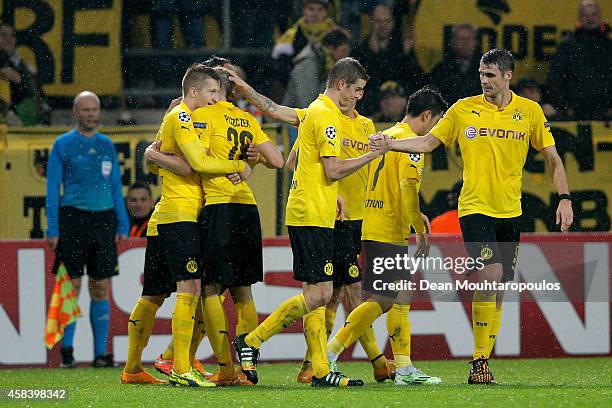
[459,214,520,283]
[52,207,118,279]
[156,222,203,282]
[199,204,263,287]
[141,236,176,297]
[361,240,412,299]
[333,220,362,288]
[288,226,334,283]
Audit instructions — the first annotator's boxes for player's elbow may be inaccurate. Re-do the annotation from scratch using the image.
[268,155,285,169]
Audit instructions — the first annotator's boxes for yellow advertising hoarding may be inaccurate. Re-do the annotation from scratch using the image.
[0,0,123,97]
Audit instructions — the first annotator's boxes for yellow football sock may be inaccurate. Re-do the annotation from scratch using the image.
[202,295,233,374]
[172,293,197,374]
[189,297,206,362]
[328,300,383,356]
[235,298,258,336]
[387,304,411,369]
[486,306,503,359]
[472,291,497,360]
[359,325,384,368]
[302,315,311,363]
[246,293,309,348]
[304,307,330,378]
[325,307,336,338]
[125,297,159,373]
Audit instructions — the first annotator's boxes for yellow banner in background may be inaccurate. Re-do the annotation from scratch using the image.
[0,0,123,97]
[413,0,588,83]
[0,122,610,239]
[0,125,279,239]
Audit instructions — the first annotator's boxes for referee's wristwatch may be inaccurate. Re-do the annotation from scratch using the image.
[559,193,572,202]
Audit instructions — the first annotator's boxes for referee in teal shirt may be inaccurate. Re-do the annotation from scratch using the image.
[46,91,129,368]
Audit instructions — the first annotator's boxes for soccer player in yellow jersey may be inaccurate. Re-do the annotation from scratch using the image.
[373,49,574,384]
[225,66,397,384]
[158,57,284,385]
[230,58,384,387]
[326,87,447,386]
[121,64,248,387]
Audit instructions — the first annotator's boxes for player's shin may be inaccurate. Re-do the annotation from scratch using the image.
[172,293,198,374]
[328,300,383,362]
[304,307,331,378]
[125,298,160,373]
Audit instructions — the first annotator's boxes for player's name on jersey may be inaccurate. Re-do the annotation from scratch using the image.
[365,199,384,209]
[224,115,251,128]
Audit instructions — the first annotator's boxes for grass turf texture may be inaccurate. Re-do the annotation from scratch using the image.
[1,358,610,407]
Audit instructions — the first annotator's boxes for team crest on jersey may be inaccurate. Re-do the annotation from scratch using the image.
[186,259,198,273]
[465,126,477,139]
[512,110,523,122]
[178,111,191,123]
[348,265,360,278]
[480,245,493,260]
[325,126,337,140]
[408,153,421,163]
[324,262,334,276]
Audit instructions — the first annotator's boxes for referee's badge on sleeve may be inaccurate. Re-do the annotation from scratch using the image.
[101,161,112,177]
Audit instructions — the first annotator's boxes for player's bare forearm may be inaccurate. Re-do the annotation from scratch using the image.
[257,141,284,169]
[286,150,296,170]
[391,133,441,153]
[243,86,298,125]
[322,151,380,181]
[542,146,569,194]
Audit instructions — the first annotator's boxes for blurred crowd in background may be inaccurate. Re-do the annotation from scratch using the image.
[0,0,610,125]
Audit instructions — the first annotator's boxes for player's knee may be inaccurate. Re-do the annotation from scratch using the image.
[142,295,165,307]
[320,286,333,305]
[89,278,110,300]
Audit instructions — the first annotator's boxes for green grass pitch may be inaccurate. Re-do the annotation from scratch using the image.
[1,358,610,407]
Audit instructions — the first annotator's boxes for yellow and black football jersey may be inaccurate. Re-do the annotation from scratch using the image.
[295,107,374,221]
[149,101,204,231]
[361,122,424,244]
[286,95,343,228]
[430,92,555,218]
[192,101,270,205]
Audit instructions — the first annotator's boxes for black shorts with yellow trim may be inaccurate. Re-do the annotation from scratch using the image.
[361,240,412,299]
[52,207,118,279]
[142,235,175,297]
[459,213,520,283]
[333,219,363,288]
[288,226,334,283]
[199,203,263,288]
[156,222,203,283]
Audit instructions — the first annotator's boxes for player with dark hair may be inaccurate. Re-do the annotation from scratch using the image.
[326,87,448,386]
[372,48,573,384]
[231,57,384,387]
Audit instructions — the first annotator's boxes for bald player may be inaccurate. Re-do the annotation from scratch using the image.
[46,91,130,369]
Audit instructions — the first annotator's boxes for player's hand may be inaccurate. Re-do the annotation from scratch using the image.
[556,199,573,232]
[115,234,128,244]
[47,236,59,251]
[226,172,242,184]
[369,133,391,154]
[246,143,261,168]
[166,97,182,114]
[421,212,431,233]
[414,233,430,257]
[336,195,346,221]
[239,161,253,181]
[219,66,248,90]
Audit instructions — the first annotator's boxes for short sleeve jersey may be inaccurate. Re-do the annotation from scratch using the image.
[361,123,424,244]
[148,101,203,232]
[430,92,554,218]
[295,107,374,221]
[286,95,342,228]
[192,101,269,205]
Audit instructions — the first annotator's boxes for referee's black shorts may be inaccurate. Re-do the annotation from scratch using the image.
[333,220,363,288]
[288,226,334,283]
[199,204,263,288]
[459,213,521,283]
[52,206,118,279]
